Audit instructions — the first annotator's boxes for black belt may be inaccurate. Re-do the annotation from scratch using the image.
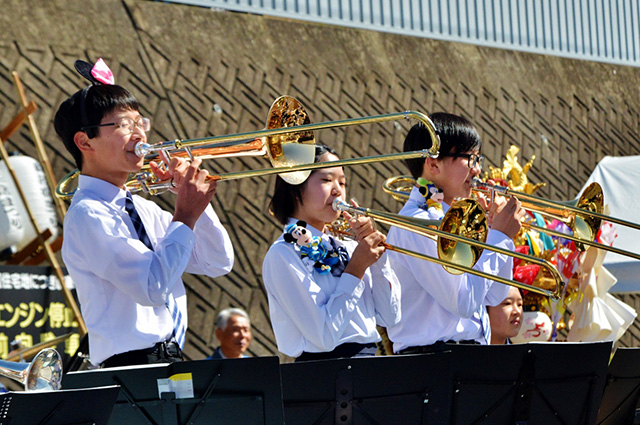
[296,342,377,362]
[398,339,480,355]
[101,341,183,368]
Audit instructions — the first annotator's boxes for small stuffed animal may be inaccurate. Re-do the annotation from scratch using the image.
[283,220,313,246]
[283,221,338,274]
[417,177,444,212]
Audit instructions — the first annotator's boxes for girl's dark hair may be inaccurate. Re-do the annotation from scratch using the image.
[404,112,481,179]
[269,144,338,225]
[54,84,140,170]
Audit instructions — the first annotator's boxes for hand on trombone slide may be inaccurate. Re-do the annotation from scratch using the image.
[475,179,525,239]
[341,198,377,241]
[335,199,387,280]
[150,156,218,230]
[343,231,387,280]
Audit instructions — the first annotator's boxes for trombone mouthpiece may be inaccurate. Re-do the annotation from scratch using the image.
[471,177,487,189]
[135,142,151,158]
[332,198,348,212]
[472,178,508,194]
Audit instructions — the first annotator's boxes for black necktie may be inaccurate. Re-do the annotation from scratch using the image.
[125,192,153,251]
[328,236,350,277]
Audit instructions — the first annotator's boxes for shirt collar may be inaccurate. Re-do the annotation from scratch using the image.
[78,174,128,204]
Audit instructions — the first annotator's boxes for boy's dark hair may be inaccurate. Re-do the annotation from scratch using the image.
[54,84,140,170]
[404,112,481,179]
[269,144,338,225]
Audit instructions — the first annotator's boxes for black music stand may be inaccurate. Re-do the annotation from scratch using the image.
[0,385,120,425]
[62,357,284,425]
[596,347,640,425]
[280,352,453,425]
[447,342,612,425]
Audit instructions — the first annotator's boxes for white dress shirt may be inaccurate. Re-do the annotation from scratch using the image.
[386,187,512,352]
[62,175,234,365]
[262,219,401,358]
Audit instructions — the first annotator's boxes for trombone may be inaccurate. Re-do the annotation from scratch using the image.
[332,198,563,299]
[471,178,640,260]
[0,348,62,391]
[383,175,640,261]
[56,96,441,199]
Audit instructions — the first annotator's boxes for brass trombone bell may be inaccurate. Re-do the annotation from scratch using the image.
[0,348,63,391]
[383,175,640,261]
[56,96,441,199]
[139,95,316,185]
[332,198,563,299]
[471,178,640,261]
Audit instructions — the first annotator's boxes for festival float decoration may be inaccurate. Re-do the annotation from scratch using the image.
[484,146,636,343]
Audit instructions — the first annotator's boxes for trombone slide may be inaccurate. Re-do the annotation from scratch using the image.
[57,107,441,199]
[332,198,563,299]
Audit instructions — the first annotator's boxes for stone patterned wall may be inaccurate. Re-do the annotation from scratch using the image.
[1,0,639,359]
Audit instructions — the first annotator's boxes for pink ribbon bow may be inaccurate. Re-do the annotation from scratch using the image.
[91,58,114,85]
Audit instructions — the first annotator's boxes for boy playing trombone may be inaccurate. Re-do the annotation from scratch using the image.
[54,59,234,367]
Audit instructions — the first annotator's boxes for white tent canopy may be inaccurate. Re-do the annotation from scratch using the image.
[580,155,640,293]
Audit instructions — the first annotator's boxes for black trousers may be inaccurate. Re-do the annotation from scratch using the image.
[101,341,183,368]
[295,342,377,362]
[398,340,480,355]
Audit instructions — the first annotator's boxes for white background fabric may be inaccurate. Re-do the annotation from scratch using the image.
[580,155,640,293]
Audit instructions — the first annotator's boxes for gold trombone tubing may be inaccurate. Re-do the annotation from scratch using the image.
[139,111,440,185]
[136,111,438,158]
[57,111,440,199]
[383,175,640,261]
[332,199,563,299]
[471,179,640,261]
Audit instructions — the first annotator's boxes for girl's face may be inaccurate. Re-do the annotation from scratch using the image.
[293,152,346,230]
[487,287,523,344]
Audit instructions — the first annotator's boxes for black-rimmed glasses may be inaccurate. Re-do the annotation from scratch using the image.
[440,152,484,169]
[81,116,151,135]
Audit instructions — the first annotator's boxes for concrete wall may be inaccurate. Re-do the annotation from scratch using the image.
[1,0,639,359]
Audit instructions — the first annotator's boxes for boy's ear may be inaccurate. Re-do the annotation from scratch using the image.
[424,157,441,176]
[73,130,94,153]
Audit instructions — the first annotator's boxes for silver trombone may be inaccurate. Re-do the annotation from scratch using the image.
[0,348,62,391]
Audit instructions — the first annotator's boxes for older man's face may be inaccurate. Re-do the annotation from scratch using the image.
[216,315,252,358]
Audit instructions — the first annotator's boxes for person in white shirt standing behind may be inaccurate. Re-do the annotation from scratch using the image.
[262,145,401,362]
[55,59,234,368]
[386,113,524,354]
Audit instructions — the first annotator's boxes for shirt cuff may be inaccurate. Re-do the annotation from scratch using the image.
[487,229,515,249]
[340,273,366,299]
[165,220,196,249]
